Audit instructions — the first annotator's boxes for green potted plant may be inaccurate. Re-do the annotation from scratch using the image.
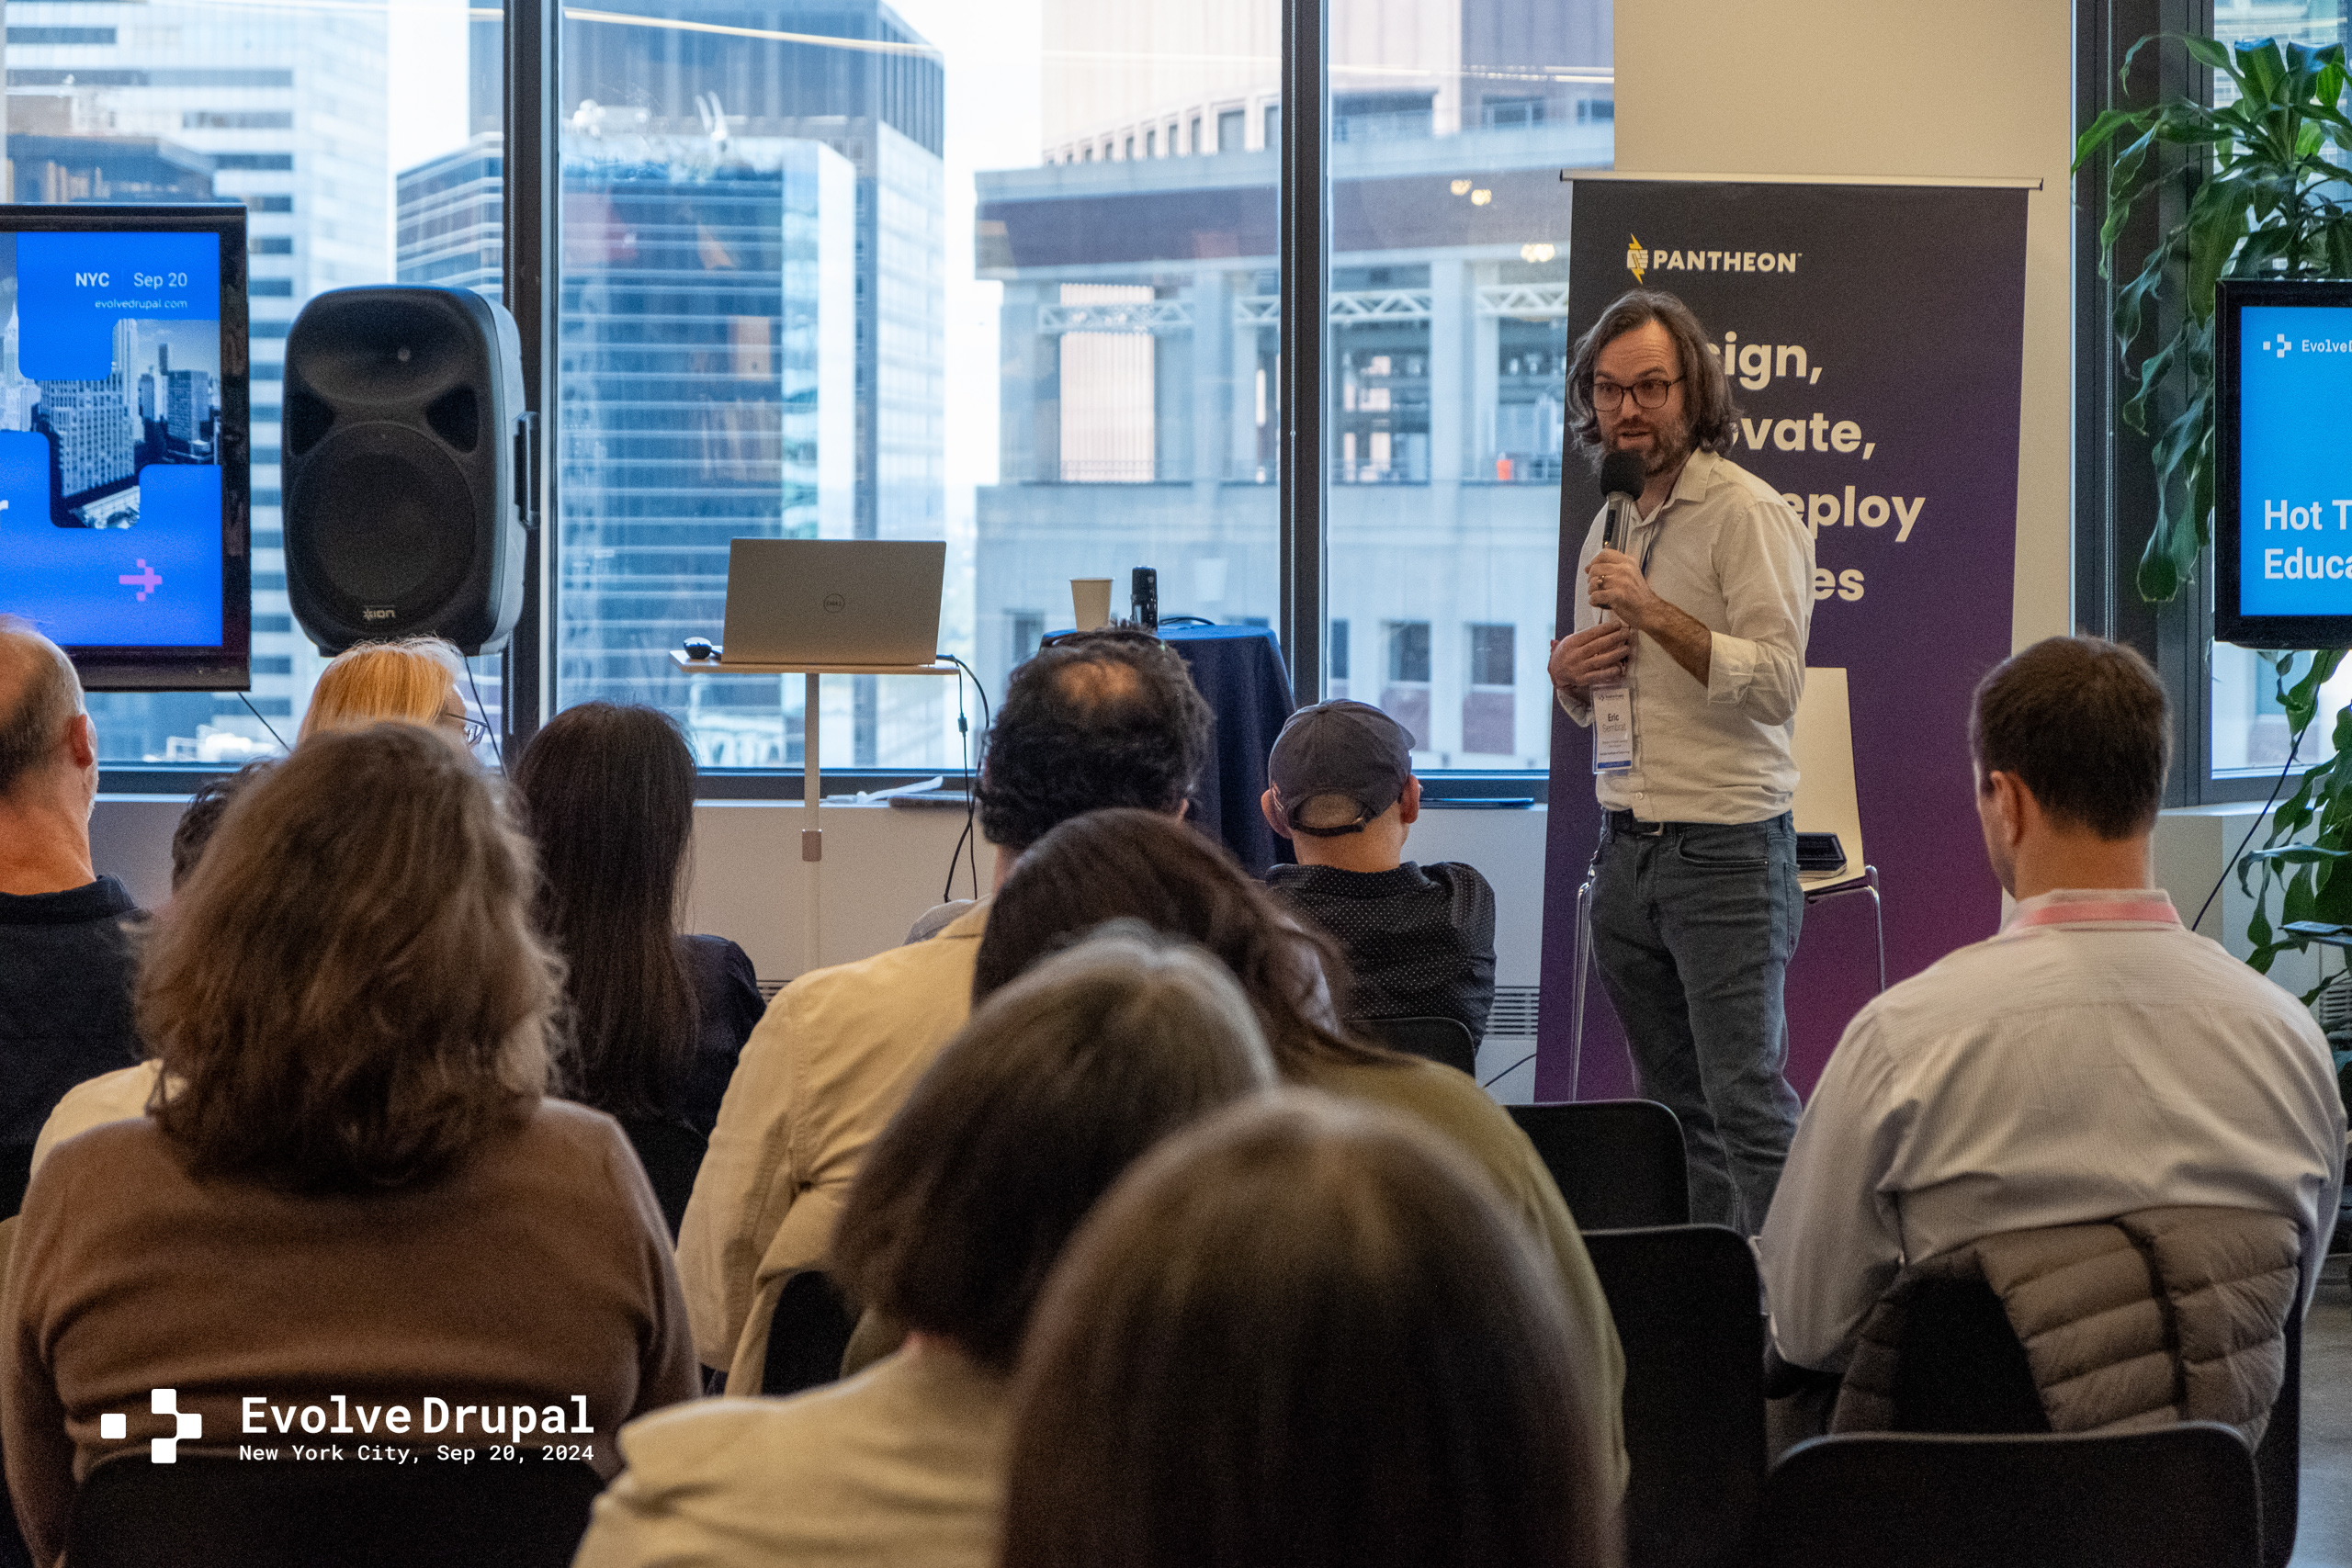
[2076,35,2352,981]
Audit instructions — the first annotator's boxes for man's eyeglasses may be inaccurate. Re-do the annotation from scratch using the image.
[1589,375,1683,412]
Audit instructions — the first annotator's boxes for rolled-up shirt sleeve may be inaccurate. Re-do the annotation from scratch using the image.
[1704,496,1813,726]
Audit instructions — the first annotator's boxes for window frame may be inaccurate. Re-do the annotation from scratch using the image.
[2075,0,2303,806]
[95,0,1555,805]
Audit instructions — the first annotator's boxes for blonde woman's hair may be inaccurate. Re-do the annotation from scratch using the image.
[298,636,463,741]
[139,721,564,1191]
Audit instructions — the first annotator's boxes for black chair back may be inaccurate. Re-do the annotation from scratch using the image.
[65,1451,604,1568]
[1505,1100,1688,1230]
[2252,1303,2301,1568]
[616,1117,707,1240]
[1889,1275,2046,1434]
[763,1268,859,1396]
[1583,1223,1764,1568]
[0,1143,31,1221]
[1758,1425,2260,1568]
[1353,1015,1476,1077]
[1868,1269,2300,1566]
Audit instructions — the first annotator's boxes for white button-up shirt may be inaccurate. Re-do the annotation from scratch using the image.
[1559,448,1815,823]
[1758,888,2348,1372]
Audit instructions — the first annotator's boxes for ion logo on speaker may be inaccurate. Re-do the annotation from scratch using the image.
[282,287,530,656]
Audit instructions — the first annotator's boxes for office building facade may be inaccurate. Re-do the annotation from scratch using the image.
[6,0,390,759]
[978,0,1609,767]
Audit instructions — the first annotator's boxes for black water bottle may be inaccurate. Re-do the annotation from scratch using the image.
[1131,567,1159,632]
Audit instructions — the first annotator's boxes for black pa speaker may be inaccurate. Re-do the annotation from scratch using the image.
[283,287,529,655]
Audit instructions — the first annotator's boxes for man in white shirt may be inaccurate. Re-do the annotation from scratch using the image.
[1760,636,2346,1373]
[1546,290,1815,1234]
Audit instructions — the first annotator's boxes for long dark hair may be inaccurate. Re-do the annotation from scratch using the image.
[511,702,698,1120]
[973,808,1394,1072]
[1002,1093,1618,1568]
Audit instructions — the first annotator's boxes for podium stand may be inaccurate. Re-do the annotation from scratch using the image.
[671,651,960,976]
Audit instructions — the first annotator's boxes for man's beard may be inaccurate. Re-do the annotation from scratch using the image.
[1641,410,1694,476]
[1610,410,1695,478]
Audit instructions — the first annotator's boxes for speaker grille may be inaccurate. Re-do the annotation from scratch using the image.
[288,422,475,619]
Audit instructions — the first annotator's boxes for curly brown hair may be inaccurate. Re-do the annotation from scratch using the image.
[140,722,564,1191]
[1563,288,1738,459]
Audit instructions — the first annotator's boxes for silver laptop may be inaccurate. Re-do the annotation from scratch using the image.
[720,539,946,666]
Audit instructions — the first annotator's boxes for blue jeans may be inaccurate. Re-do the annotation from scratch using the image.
[1589,813,1803,1235]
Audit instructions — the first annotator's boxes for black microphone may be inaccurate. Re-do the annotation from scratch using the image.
[1130,567,1159,633]
[1600,449,1646,554]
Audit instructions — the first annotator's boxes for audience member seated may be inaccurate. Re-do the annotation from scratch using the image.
[1260,700,1497,1039]
[296,634,479,742]
[0,724,698,1567]
[575,928,1274,1568]
[1001,1093,1619,1568]
[1759,637,2346,1402]
[678,631,1215,1391]
[28,761,278,1175]
[0,618,141,1214]
[512,703,762,1137]
[973,807,1626,1495]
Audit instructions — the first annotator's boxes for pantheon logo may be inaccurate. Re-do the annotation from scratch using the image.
[1626,232,1801,285]
[100,1389,201,1463]
[2262,333,2294,357]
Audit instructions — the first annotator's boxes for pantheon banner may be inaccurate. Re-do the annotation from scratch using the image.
[1536,176,2030,1102]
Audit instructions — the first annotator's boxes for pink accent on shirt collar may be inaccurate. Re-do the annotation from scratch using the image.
[2003,888,2181,931]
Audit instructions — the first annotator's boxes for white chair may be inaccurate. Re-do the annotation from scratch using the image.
[1566,667,1882,1099]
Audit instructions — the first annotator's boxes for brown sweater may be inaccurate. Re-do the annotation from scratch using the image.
[1,1100,700,1565]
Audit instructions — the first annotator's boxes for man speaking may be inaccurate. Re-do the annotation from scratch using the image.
[1546,289,1815,1235]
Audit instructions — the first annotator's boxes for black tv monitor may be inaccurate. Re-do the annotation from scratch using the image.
[0,204,249,689]
[2215,276,2352,649]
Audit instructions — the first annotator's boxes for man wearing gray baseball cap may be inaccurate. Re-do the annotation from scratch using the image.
[1259,701,1497,1043]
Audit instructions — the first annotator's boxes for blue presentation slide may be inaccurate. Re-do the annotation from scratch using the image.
[0,229,225,649]
[2239,304,2352,617]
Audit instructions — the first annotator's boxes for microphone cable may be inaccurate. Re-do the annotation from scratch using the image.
[2190,726,2302,939]
[462,658,505,772]
[938,653,991,902]
[237,692,290,754]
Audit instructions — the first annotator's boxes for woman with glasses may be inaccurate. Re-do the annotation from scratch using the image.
[297,635,488,746]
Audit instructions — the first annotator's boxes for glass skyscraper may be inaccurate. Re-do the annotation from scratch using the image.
[7,0,390,759]
[400,2,947,766]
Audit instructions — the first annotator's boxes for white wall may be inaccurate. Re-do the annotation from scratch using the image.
[86,795,1557,1096]
[1613,0,2075,650]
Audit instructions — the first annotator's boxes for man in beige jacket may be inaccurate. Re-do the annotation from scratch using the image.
[677,632,1215,1388]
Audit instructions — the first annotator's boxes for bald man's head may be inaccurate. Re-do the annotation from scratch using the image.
[0,616,87,801]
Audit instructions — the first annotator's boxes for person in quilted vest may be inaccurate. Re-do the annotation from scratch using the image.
[1758,637,2345,1388]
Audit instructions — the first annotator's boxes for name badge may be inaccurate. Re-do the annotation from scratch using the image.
[1590,682,1634,773]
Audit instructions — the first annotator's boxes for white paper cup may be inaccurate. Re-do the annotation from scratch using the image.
[1071,578,1114,631]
